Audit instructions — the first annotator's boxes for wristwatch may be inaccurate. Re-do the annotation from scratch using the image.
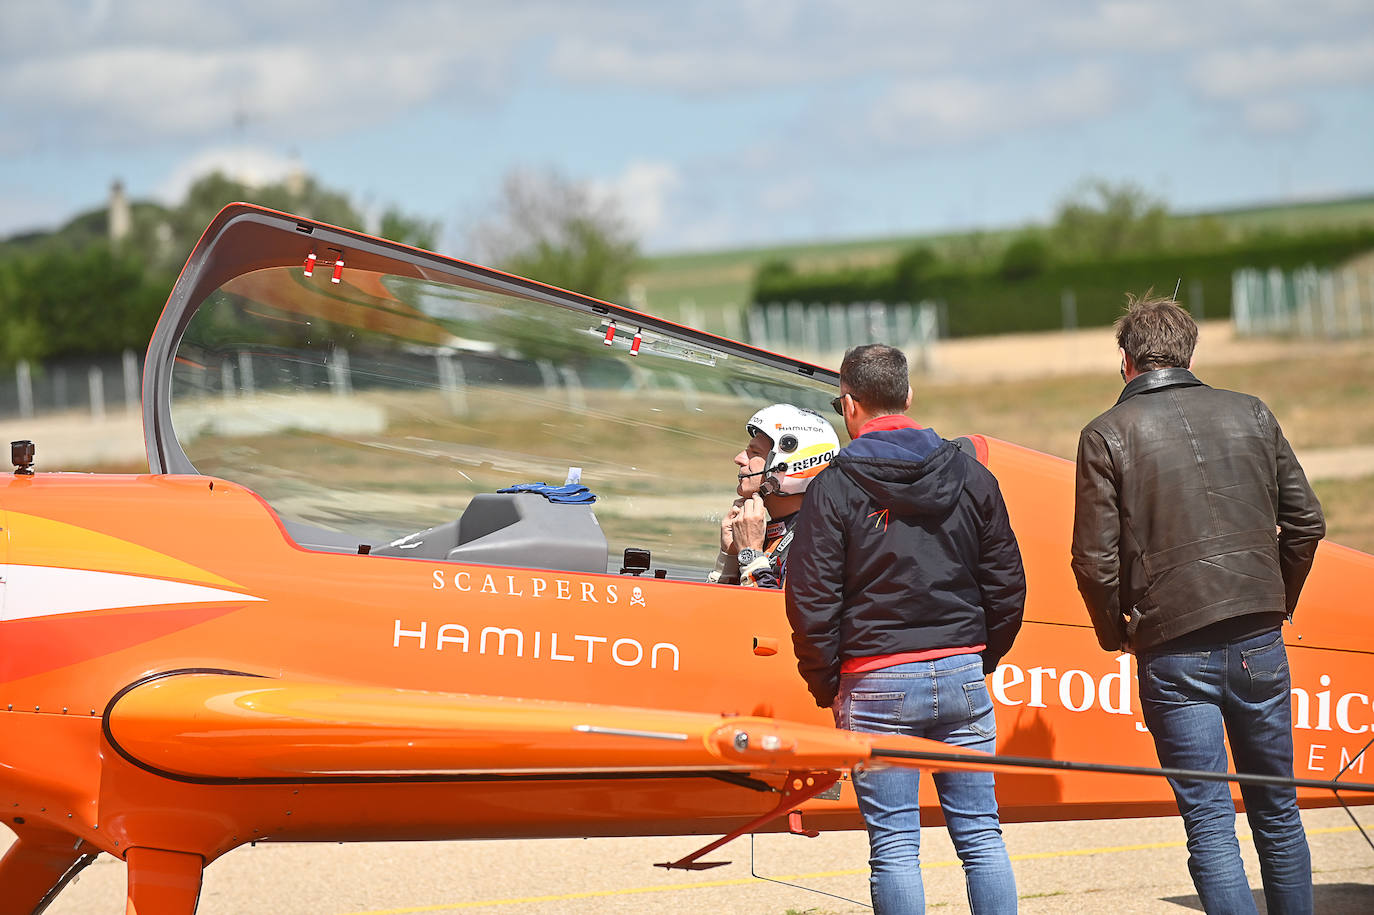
[737,548,765,568]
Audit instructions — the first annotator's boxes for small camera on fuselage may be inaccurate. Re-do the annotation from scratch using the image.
[621,547,651,576]
[11,440,35,474]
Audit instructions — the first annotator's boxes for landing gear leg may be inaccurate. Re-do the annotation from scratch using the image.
[125,847,204,915]
[0,824,96,915]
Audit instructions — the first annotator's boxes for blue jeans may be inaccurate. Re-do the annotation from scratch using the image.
[1138,628,1312,915]
[837,655,1016,914]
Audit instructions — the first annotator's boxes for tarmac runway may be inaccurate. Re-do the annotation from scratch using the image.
[21,805,1374,914]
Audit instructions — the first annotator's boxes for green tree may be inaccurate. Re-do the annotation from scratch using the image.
[754,257,795,287]
[379,208,441,250]
[1052,179,1168,260]
[999,232,1052,280]
[0,169,447,363]
[468,168,641,302]
[167,171,365,263]
[893,244,941,299]
[0,243,170,365]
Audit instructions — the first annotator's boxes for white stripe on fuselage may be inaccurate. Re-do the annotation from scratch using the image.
[0,564,264,622]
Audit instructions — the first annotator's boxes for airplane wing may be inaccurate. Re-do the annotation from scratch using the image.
[104,670,1002,783]
[108,670,1374,795]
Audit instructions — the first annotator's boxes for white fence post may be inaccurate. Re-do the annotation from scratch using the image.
[1319,269,1338,338]
[557,366,586,412]
[1343,268,1362,337]
[723,308,743,343]
[747,309,768,349]
[328,347,352,396]
[915,302,938,372]
[437,353,467,416]
[17,360,34,419]
[828,304,846,352]
[237,351,256,397]
[122,349,140,412]
[88,366,105,420]
[671,373,700,412]
[847,306,866,348]
[867,302,887,341]
[766,304,786,349]
[786,301,804,352]
[535,360,560,399]
[803,305,822,354]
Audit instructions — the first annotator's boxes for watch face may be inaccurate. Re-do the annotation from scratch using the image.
[738,549,761,565]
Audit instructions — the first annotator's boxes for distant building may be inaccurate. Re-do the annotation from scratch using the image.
[286,158,306,199]
[109,179,131,244]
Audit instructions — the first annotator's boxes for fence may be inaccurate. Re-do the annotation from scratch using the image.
[744,300,941,369]
[1233,264,1374,338]
[0,350,143,420]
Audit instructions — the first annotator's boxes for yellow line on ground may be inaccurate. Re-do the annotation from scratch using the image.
[337,825,1366,915]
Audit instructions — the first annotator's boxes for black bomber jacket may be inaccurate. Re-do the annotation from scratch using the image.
[784,422,1026,708]
[1070,368,1326,653]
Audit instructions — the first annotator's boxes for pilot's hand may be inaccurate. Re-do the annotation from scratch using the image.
[721,499,745,554]
[731,494,767,551]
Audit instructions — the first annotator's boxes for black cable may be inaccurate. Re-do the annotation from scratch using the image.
[869,746,1374,794]
[1331,735,1374,852]
[748,833,872,910]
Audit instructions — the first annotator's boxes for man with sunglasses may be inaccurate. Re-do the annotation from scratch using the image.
[786,343,1025,914]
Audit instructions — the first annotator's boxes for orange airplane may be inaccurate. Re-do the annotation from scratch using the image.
[1,204,1370,914]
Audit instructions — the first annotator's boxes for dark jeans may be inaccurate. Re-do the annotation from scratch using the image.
[1138,627,1312,915]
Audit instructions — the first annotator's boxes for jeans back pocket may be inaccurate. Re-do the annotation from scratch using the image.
[962,680,997,739]
[842,689,907,732]
[1239,633,1289,701]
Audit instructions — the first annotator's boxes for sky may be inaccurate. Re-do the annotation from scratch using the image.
[2,0,1372,255]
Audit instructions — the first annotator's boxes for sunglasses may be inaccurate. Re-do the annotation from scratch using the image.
[830,394,847,416]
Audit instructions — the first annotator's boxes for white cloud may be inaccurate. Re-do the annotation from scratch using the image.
[3,45,452,144]
[548,37,814,92]
[865,63,1119,149]
[591,161,682,238]
[156,146,301,203]
[1192,38,1374,100]
[669,211,740,252]
[1241,99,1315,135]
[1048,1,1199,50]
[757,175,817,213]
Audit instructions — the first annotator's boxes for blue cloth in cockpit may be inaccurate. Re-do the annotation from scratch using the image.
[496,482,597,503]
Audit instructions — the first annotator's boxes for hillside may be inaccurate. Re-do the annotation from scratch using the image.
[631,193,1374,324]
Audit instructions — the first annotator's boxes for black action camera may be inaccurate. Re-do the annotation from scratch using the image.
[11,440,35,475]
[620,547,651,576]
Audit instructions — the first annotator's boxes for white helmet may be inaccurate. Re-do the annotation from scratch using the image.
[744,404,840,496]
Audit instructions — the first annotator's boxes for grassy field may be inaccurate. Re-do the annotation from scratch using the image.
[911,340,1374,553]
[632,193,1374,322]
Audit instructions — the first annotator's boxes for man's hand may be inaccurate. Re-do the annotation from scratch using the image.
[731,494,767,551]
[720,499,745,554]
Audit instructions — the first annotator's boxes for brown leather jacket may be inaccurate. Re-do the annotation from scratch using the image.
[1071,368,1325,653]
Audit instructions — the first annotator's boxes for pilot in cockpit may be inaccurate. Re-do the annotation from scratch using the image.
[709,404,840,588]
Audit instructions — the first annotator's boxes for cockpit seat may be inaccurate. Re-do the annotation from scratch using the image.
[370,492,608,573]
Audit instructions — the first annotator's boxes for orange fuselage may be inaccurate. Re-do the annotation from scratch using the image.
[3,435,1370,868]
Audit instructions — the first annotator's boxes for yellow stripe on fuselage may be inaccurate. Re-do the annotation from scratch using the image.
[5,512,241,589]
